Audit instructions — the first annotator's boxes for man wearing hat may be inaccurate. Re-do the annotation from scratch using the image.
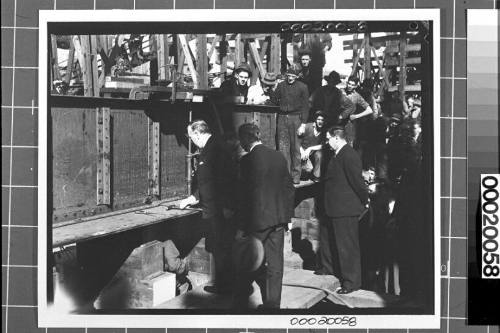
[218,63,253,149]
[219,63,252,104]
[246,72,278,105]
[180,120,238,295]
[233,123,295,309]
[274,65,310,184]
[310,70,355,128]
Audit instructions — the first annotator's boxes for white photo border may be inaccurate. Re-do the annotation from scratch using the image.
[38,8,441,329]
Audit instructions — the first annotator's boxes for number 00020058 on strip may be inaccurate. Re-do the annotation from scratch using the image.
[481,174,500,279]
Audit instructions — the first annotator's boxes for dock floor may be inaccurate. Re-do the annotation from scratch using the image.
[155,268,401,310]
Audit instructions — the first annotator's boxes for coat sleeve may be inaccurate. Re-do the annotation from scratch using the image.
[299,83,310,122]
[344,151,369,206]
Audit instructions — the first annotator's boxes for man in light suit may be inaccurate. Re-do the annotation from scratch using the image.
[234,123,295,309]
[321,126,369,294]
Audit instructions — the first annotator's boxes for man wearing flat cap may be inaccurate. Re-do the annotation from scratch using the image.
[310,70,355,129]
[247,72,278,105]
[218,63,253,153]
[273,65,310,184]
[219,63,252,104]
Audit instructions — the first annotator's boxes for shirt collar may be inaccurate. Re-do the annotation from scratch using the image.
[249,141,262,152]
[334,141,347,155]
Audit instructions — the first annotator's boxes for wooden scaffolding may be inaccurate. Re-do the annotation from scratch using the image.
[344,32,422,99]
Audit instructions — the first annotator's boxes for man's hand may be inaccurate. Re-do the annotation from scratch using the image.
[297,123,306,136]
[349,114,358,121]
[300,147,309,161]
[179,195,198,209]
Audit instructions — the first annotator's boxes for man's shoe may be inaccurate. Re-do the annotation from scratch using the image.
[203,285,232,295]
[336,287,357,294]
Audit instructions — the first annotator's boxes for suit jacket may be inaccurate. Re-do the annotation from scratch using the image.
[193,135,237,219]
[324,144,368,218]
[238,144,295,232]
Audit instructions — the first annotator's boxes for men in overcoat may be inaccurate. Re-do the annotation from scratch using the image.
[234,123,295,309]
[180,120,237,294]
[321,126,369,294]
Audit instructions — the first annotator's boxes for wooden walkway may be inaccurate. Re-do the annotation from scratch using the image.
[157,268,339,309]
[156,268,400,310]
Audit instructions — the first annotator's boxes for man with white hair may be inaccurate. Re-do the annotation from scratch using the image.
[180,120,237,295]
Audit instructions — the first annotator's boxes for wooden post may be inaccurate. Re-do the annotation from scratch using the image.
[234,34,243,67]
[399,32,407,100]
[50,35,61,82]
[269,33,281,74]
[79,35,94,97]
[371,46,390,88]
[196,34,208,89]
[280,35,288,73]
[350,39,366,77]
[364,33,371,80]
[248,41,267,79]
[65,42,75,84]
[219,35,228,82]
[207,35,219,63]
[259,39,269,64]
[90,35,100,97]
[157,34,171,81]
[178,34,199,88]
[175,35,185,75]
[98,35,109,57]
[351,33,358,77]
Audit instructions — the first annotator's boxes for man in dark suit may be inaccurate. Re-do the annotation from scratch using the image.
[180,120,237,294]
[234,123,295,309]
[319,126,369,294]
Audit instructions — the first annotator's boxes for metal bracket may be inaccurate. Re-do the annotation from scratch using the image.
[148,118,161,197]
[96,107,111,205]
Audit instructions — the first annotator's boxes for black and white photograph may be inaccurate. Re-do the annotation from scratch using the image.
[38,9,441,329]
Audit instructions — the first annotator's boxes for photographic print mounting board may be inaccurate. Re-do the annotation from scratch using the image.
[36,8,441,330]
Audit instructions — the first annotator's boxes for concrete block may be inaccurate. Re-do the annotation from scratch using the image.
[142,271,176,306]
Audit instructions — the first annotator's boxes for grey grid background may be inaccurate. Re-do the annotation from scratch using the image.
[1,0,499,332]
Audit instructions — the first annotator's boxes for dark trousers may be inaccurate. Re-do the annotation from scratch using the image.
[233,227,284,309]
[325,216,361,290]
[277,114,302,182]
[317,215,337,275]
[310,150,322,178]
[205,216,235,289]
[301,150,322,179]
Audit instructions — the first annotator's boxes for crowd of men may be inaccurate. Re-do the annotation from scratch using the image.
[177,50,427,309]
